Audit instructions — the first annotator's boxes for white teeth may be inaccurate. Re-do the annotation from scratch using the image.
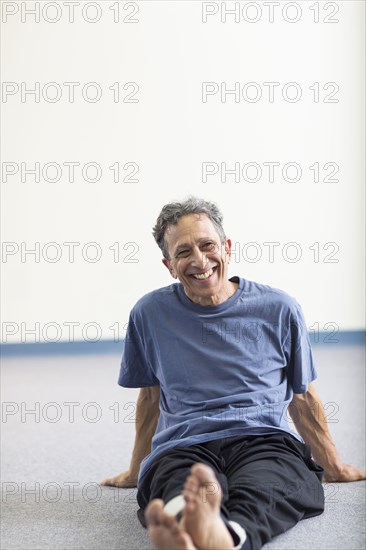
[192,268,214,280]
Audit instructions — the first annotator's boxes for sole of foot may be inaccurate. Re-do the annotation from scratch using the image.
[181,463,234,550]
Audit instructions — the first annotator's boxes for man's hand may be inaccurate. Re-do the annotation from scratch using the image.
[323,463,366,483]
[289,383,366,484]
[100,470,137,488]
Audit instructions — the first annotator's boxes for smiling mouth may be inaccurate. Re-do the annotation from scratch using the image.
[190,267,217,280]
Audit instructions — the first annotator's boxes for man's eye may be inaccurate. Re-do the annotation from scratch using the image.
[177,250,190,258]
[202,242,216,250]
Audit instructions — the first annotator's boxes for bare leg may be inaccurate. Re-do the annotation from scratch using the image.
[145,499,197,550]
[181,463,234,550]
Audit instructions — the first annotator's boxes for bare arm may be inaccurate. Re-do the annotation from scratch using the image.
[101,385,160,487]
[288,382,366,482]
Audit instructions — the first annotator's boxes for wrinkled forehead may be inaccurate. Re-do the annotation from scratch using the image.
[165,214,220,245]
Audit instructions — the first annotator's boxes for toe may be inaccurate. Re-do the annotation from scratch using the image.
[184,475,199,491]
[183,487,196,505]
[145,499,165,526]
[190,464,222,505]
[191,463,217,484]
[162,512,176,529]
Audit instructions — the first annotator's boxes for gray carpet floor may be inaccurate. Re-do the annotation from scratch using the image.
[1,345,365,549]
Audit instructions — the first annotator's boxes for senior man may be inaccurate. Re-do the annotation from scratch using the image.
[102,197,365,550]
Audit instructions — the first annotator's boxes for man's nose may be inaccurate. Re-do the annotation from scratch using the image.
[191,247,208,268]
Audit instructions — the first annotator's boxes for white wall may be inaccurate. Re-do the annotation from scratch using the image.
[1,1,365,343]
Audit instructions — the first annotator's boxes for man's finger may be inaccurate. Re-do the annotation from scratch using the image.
[100,477,121,486]
[342,465,366,481]
[325,465,366,482]
[100,478,112,486]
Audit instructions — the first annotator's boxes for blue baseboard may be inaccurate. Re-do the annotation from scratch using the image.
[309,330,365,346]
[1,331,365,357]
[0,340,123,357]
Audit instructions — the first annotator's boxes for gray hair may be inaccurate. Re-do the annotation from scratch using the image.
[152,196,226,259]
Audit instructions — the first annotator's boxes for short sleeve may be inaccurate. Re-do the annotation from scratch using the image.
[285,302,317,394]
[118,313,160,388]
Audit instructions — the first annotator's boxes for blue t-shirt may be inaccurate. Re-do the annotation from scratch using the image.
[118,276,317,483]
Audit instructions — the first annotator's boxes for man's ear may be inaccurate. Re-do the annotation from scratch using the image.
[162,258,177,279]
[225,239,233,259]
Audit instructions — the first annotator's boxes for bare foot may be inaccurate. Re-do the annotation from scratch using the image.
[181,463,234,550]
[145,499,197,550]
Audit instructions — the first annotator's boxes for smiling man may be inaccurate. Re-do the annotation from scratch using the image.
[161,212,238,306]
[102,197,365,550]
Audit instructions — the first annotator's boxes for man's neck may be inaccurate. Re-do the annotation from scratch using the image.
[183,280,239,307]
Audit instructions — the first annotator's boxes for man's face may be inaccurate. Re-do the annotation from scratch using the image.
[162,214,233,303]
